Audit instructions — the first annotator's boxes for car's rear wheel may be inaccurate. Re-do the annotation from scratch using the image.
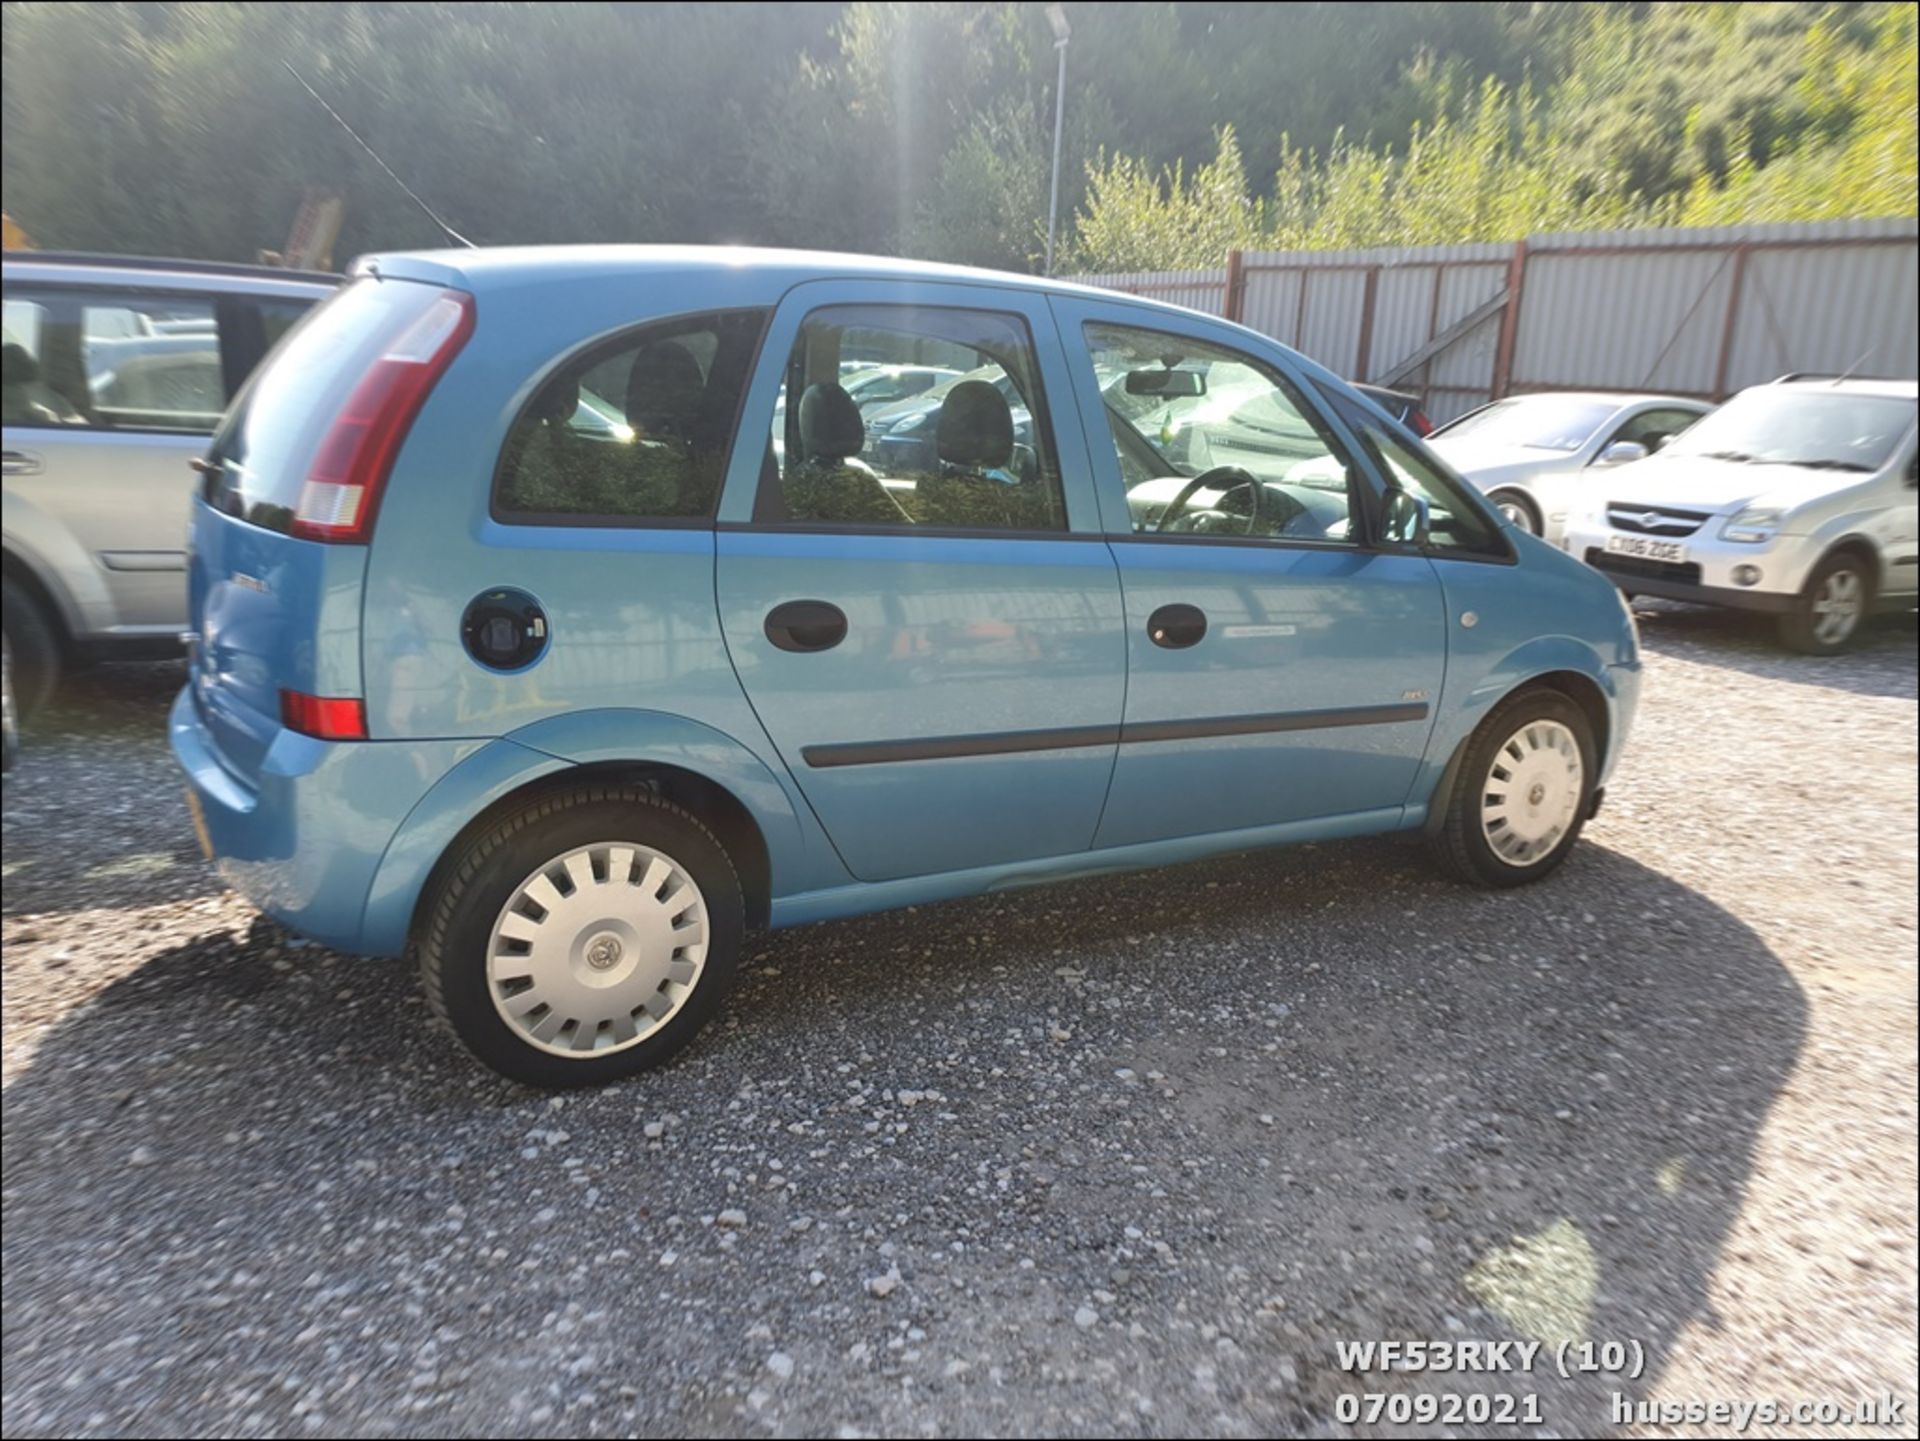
[419,785,744,1087]
[2,632,17,774]
[0,576,60,721]
[1430,689,1596,888]
[1487,489,1541,536]
[1778,552,1870,655]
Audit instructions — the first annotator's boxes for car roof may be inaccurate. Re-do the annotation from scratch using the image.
[351,244,1147,308]
[3,250,339,301]
[1496,390,1709,410]
[1765,377,1918,399]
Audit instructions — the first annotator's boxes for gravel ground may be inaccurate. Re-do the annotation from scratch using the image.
[3,602,1915,1439]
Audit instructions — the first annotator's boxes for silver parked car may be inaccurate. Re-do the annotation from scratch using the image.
[2,252,335,715]
[1565,377,1917,654]
[1428,391,1711,543]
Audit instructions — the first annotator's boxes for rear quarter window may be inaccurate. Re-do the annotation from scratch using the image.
[493,310,767,525]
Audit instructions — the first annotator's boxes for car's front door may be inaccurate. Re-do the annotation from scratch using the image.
[714,281,1125,883]
[1053,298,1453,848]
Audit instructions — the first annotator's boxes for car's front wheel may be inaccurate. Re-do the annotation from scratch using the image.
[1430,688,1596,888]
[419,785,744,1087]
[1487,489,1541,536]
[1778,551,1871,655]
[2,632,17,774]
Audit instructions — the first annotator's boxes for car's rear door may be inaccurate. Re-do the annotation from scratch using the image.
[714,279,1125,883]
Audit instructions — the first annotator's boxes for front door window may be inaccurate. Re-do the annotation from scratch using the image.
[1083,321,1361,545]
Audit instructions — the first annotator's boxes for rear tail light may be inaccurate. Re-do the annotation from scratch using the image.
[279,690,369,741]
[292,290,475,543]
[1409,408,1436,438]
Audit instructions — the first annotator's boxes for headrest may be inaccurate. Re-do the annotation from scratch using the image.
[2,342,40,385]
[937,379,1014,469]
[531,377,579,425]
[625,342,705,437]
[798,383,865,462]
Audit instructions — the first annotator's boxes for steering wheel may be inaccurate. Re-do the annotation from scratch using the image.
[1155,465,1265,534]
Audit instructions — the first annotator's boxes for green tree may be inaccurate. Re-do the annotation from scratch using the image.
[3,1,1914,276]
[1071,125,1261,271]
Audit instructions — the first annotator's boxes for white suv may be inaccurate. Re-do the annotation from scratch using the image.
[3,252,335,716]
[1564,378,1918,653]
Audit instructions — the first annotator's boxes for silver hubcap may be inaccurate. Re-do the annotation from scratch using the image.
[1480,719,1584,867]
[486,842,709,1058]
[1810,569,1863,646]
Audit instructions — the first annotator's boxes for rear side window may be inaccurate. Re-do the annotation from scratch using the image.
[205,278,453,533]
[494,310,767,524]
[762,305,1066,532]
[4,287,223,432]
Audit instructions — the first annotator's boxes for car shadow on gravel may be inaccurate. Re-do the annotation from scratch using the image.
[0,829,1807,1437]
[1631,600,1918,699]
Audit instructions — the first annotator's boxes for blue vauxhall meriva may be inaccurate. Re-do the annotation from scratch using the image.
[172,246,1641,1087]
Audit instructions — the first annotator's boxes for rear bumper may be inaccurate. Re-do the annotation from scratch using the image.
[169,685,468,955]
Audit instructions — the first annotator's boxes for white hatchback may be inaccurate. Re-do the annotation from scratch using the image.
[1563,378,1918,653]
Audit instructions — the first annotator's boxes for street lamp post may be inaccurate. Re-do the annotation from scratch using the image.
[1044,3,1071,276]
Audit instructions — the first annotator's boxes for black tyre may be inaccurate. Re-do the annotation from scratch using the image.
[1777,551,1871,655]
[2,632,17,774]
[1487,489,1542,536]
[1429,688,1596,888]
[0,575,61,720]
[419,785,744,1088]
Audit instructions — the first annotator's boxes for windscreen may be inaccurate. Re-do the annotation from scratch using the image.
[1661,389,1917,472]
[1436,396,1618,451]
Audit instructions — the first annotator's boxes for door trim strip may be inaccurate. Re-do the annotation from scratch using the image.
[804,723,1121,769]
[800,703,1429,768]
[1122,703,1429,744]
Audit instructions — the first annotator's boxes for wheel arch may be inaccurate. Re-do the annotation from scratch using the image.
[361,708,840,956]
[1811,532,1882,598]
[1484,485,1543,532]
[1419,654,1620,837]
[1,544,76,652]
[1525,668,1611,770]
[408,759,775,940]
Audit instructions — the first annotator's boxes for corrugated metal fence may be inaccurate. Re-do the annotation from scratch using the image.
[1068,216,1918,424]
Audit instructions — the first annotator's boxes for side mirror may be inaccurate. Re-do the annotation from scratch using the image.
[1382,489,1431,547]
[1598,440,1649,466]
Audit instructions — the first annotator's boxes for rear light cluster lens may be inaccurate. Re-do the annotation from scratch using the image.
[1410,409,1436,437]
[279,690,369,741]
[291,290,475,544]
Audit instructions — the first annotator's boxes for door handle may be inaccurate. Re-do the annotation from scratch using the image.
[764,599,849,653]
[2,450,45,476]
[1147,603,1207,649]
